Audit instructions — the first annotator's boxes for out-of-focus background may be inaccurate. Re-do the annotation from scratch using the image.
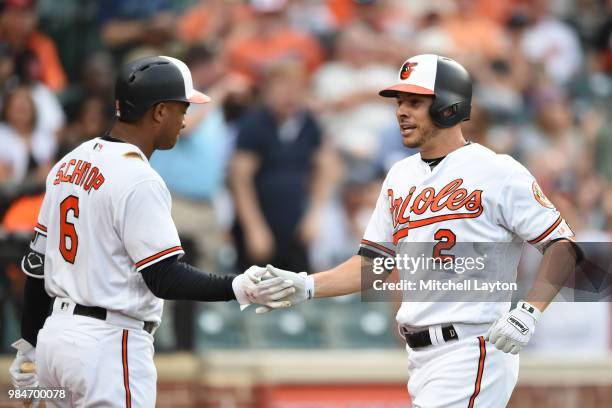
[0,0,610,406]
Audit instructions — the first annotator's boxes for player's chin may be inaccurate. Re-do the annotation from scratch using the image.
[159,135,180,150]
[401,134,422,149]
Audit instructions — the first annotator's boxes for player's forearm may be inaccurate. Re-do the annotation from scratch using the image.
[21,276,53,347]
[524,239,579,312]
[313,255,363,297]
[140,256,236,301]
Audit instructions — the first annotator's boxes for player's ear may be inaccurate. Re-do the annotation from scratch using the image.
[151,102,166,124]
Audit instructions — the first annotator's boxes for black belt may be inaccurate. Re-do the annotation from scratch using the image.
[400,324,459,349]
[67,302,156,334]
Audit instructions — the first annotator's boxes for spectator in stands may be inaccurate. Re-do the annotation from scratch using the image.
[515,87,586,211]
[0,0,66,92]
[34,0,102,81]
[0,0,607,358]
[0,85,55,185]
[230,62,336,273]
[61,51,116,123]
[150,47,253,351]
[442,0,507,60]
[310,160,382,271]
[374,123,414,174]
[98,0,176,62]
[0,4,66,138]
[343,0,409,63]
[225,0,324,81]
[593,0,612,75]
[407,6,453,56]
[57,95,110,158]
[151,46,250,271]
[27,77,64,139]
[349,0,410,38]
[178,0,251,46]
[312,24,396,161]
[286,0,338,46]
[473,58,525,123]
[520,0,583,84]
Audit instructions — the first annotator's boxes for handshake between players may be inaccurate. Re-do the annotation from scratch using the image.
[240,263,543,357]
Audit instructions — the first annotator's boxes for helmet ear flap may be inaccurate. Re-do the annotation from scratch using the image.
[429,98,471,128]
[429,56,472,128]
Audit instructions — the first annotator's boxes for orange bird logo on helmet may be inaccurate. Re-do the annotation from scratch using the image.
[400,61,418,80]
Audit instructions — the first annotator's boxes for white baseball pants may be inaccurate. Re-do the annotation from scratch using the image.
[407,323,519,408]
[35,305,157,407]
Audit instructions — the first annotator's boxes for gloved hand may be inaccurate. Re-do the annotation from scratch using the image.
[485,300,542,354]
[254,264,315,314]
[9,338,37,389]
[233,266,295,311]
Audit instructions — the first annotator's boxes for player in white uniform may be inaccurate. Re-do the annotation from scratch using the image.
[8,56,295,407]
[253,55,580,407]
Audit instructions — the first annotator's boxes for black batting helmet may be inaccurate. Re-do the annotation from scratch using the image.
[379,54,472,128]
[115,55,211,123]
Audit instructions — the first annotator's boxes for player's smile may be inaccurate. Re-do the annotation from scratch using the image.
[394,93,436,148]
[399,122,417,137]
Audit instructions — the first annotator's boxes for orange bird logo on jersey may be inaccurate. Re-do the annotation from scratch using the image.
[531,181,555,209]
[400,61,418,80]
[388,179,483,244]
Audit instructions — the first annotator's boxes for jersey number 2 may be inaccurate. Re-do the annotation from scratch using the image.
[60,195,79,263]
[433,229,456,262]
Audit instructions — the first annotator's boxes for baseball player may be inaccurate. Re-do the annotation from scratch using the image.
[255,54,581,407]
[8,56,295,407]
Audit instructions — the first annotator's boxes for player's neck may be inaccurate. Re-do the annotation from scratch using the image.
[109,122,155,159]
[419,128,467,160]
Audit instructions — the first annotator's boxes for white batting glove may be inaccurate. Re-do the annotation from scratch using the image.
[9,339,37,389]
[232,266,295,311]
[255,265,315,314]
[485,300,542,354]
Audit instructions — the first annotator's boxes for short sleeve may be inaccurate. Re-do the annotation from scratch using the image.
[497,167,575,252]
[358,176,396,260]
[115,180,184,271]
[235,113,266,155]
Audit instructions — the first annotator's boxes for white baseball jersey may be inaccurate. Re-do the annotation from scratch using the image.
[360,143,574,327]
[31,137,183,323]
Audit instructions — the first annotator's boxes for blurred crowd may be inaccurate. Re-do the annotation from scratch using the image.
[0,0,610,353]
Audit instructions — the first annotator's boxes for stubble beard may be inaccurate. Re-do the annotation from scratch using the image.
[402,123,440,149]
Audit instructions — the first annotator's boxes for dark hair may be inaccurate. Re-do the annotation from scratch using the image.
[1,84,37,131]
[185,45,216,66]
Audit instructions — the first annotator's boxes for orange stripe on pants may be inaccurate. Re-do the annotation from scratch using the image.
[122,330,131,408]
[468,336,486,408]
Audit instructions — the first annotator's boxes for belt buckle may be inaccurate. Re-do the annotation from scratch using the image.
[398,325,416,337]
[398,325,427,349]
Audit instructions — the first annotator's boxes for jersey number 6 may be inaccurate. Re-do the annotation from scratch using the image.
[60,195,79,264]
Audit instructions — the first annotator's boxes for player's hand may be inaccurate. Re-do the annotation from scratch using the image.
[232,266,295,311]
[254,265,315,314]
[485,300,542,354]
[9,339,37,389]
